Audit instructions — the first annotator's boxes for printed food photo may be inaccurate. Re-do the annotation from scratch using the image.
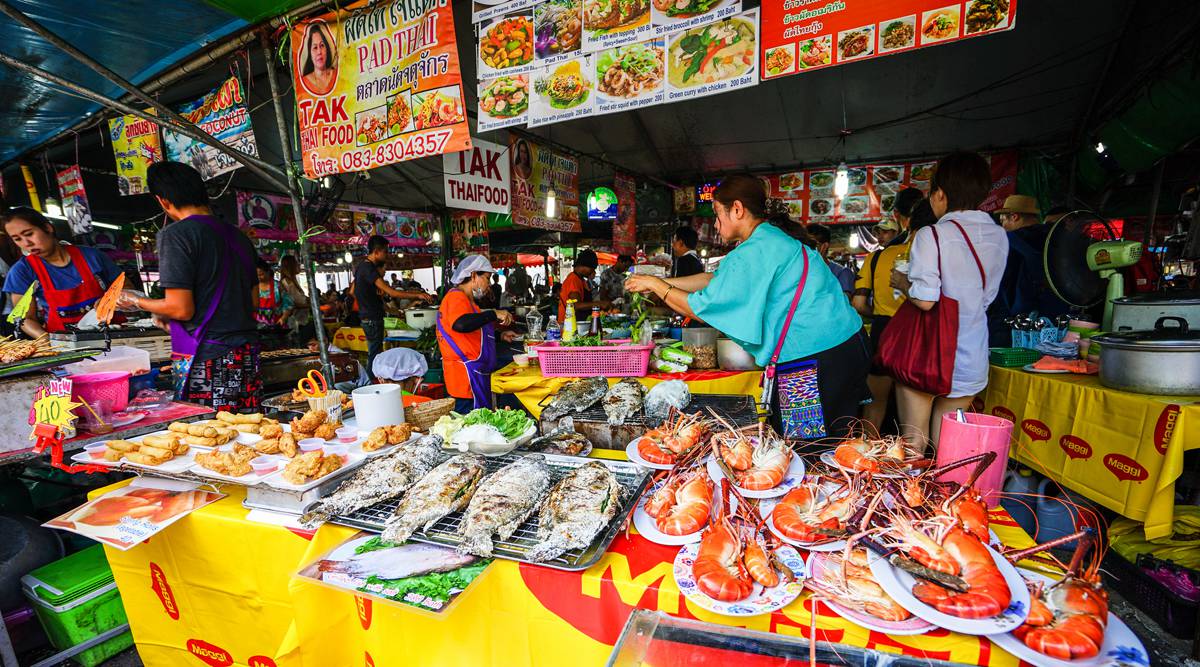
[596,41,664,99]
[668,15,756,88]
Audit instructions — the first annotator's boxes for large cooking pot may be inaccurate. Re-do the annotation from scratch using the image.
[1091,316,1200,395]
[405,308,438,330]
[1111,291,1200,331]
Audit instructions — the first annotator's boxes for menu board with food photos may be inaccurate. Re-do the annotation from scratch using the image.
[236,191,435,247]
[760,0,1017,81]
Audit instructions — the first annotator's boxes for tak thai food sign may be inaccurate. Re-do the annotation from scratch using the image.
[761,0,1018,80]
[291,0,472,178]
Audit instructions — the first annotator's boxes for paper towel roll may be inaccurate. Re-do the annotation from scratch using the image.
[352,384,405,431]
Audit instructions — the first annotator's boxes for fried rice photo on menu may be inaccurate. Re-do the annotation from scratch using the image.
[964,0,1008,34]
[585,0,650,32]
[596,42,664,98]
[535,60,592,109]
[668,16,755,88]
[480,76,529,118]
[921,7,959,42]
[480,15,534,71]
[880,18,915,50]
[535,0,582,58]
[763,45,794,77]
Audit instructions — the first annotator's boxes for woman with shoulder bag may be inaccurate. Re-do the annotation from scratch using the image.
[882,152,1008,451]
[625,175,869,441]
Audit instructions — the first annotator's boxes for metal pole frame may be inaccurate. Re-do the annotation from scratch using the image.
[259,31,332,381]
[0,0,285,187]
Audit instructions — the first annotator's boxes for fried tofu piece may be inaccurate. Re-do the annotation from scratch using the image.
[259,423,284,440]
[362,427,389,452]
[312,422,340,442]
[279,433,298,458]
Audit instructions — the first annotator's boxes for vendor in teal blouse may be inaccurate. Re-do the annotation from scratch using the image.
[625,175,870,439]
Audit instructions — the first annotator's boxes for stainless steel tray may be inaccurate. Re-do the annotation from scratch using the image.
[331,452,651,571]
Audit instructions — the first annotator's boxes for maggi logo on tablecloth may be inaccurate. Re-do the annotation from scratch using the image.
[1021,419,1050,442]
[355,594,372,630]
[150,563,179,620]
[186,639,232,667]
[1154,405,1181,456]
[1104,454,1148,482]
[1058,435,1092,460]
[991,405,1015,423]
[247,657,277,667]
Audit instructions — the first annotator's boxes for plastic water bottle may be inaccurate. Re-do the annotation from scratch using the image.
[546,316,561,341]
[1000,467,1039,537]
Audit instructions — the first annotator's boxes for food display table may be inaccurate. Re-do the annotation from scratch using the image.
[331,327,369,353]
[491,364,764,418]
[982,365,1200,540]
[97,453,1039,667]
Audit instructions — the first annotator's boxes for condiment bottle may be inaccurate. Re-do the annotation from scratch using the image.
[562,300,577,342]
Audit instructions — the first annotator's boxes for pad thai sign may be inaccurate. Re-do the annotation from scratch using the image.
[291,0,472,178]
[509,136,580,232]
[760,0,1018,81]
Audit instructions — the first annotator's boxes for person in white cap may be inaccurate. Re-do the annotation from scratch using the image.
[436,254,519,413]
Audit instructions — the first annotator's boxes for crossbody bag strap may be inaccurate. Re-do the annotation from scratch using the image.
[947,220,986,287]
[766,248,811,377]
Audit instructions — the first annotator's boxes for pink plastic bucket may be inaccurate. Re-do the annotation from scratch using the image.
[70,371,131,412]
[935,412,1014,507]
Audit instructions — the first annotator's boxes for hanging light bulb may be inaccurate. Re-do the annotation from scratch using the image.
[44,198,63,218]
[848,232,860,248]
[1094,141,1106,154]
[834,163,849,199]
[344,251,352,263]
[700,248,708,257]
[432,230,442,243]
[545,187,558,218]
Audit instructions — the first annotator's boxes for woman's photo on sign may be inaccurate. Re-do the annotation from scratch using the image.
[298,21,338,96]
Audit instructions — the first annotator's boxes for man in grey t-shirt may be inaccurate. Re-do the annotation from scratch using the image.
[353,235,432,380]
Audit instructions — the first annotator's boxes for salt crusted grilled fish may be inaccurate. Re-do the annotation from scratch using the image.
[541,377,608,422]
[382,454,486,543]
[458,454,551,557]
[300,434,444,526]
[603,378,644,425]
[525,461,621,562]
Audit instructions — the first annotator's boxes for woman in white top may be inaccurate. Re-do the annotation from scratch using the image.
[890,152,1008,450]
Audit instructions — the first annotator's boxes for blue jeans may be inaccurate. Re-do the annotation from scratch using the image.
[361,318,384,382]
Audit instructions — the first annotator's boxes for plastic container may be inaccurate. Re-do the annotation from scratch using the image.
[989,347,1041,367]
[70,372,131,412]
[1034,479,1094,547]
[20,546,132,667]
[83,443,108,460]
[999,467,1039,537]
[1103,551,1198,638]
[237,432,263,446]
[335,426,357,443]
[250,456,280,475]
[681,327,719,348]
[323,443,350,461]
[298,438,324,453]
[513,353,530,367]
[62,345,149,377]
[934,412,1014,506]
[534,341,654,378]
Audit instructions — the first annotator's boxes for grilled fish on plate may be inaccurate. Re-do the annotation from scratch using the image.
[300,434,444,526]
[603,378,644,425]
[526,461,622,562]
[541,377,608,422]
[458,454,551,556]
[382,454,486,543]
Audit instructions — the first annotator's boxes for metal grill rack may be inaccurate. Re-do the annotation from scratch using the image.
[572,393,759,428]
[332,451,650,571]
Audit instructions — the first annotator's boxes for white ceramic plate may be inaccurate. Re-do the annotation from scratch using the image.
[987,570,1149,667]
[870,540,1030,635]
[69,452,119,468]
[759,496,847,552]
[633,478,734,546]
[625,437,676,470]
[674,540,806,617]
[818,450,914,479]
[805,552,936,635]
[706,452,805,499]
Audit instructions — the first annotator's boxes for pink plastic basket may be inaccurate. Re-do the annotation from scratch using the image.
[534,342,654,378]
[70,371,131,412]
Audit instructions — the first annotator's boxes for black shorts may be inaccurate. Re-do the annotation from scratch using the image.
[868,314,892,375]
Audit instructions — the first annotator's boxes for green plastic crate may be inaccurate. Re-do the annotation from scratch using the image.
[989,347,1042,368]
[21,545,133,667]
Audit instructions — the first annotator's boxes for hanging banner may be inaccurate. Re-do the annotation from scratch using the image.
[449,210,490,257]
[236,191,435,247]
[292,0,472,179]
[664,9,759,102]
[613,172,637,254]
[108,112,161,196]
[20,165,40,211]
[761,0,1018,81]
[443,138,512,214]
[509,136,580,232]
[979,150,1019,212]
[55,166,93,235]
[162,77,258,181]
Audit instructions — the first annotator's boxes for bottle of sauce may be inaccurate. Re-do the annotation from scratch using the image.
[562,300,577,342]
[590,308,601,337]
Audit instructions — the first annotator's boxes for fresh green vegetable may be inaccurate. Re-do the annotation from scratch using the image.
[354,536,399,555]
[462,408,533,440]
[362,560,491,605]
[665,0,717,16]
[558,334,607,347]
[630,292,650,344]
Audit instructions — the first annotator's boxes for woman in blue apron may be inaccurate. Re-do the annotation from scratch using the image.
[435,254,519,413]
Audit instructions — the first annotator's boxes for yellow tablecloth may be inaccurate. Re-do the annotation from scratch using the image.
[331,327,368,352]
[96,472,1036,667]
[982,365,1200,540]
[491,363,764,418]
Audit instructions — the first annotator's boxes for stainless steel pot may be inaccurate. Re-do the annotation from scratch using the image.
[1091,316,1200,395]
[1111,291,1200,332]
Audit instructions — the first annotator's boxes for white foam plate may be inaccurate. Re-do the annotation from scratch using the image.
[759,496,847,552]
[632,479,729,546]
[262,452,367,491]
[870,540,1030,635]
[819,450,915,478]
[806,552,936,635]
[625,436,676,470]
[987,569,1149,667]
[674,540,806,617]
[706,452,805,498]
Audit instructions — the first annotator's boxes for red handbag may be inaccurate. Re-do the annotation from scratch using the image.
[875,220,986,395]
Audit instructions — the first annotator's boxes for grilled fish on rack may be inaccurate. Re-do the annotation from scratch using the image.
[382,454,486,543]
[458,454,551,557]
[526,461,622,562]
[541,377,608,422]
[299,434,444,526]
[603,378,644,425]
[526,423,591,456]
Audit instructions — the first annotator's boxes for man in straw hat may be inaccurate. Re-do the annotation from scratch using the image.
[987,194,1071,345]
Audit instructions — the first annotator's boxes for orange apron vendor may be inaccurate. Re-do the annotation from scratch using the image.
[437,254,519,414]
[557,249,611,323]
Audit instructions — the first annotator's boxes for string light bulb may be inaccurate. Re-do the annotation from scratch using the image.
[834,163,849,199]
[44,198,63,218]
[848,232,860,249]
[1094,141,1106,154]
[545,187,558,218]
[432,231,442,243]
[344,251,352,263]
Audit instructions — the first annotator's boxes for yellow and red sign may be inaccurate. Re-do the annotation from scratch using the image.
[292,0,472,178]
[108,111,162,195]
[761,0,1018,81]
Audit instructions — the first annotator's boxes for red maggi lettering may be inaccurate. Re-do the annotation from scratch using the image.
[1021,419,1050,442]
[1153,405,1181,456]
[1104,454,1148,482]
[248,656,277,667]
[355,595,372,630]
[991,406,1015,423]
[1058,435,1092,460]
[150,563,179,620]
[365,651,375,667]
[186,639,233,667]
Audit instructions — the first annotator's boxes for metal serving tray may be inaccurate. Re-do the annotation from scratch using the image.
[546,393,759,450]
[331,451,651,571]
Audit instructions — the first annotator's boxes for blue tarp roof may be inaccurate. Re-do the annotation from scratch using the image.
[0,0,249,163]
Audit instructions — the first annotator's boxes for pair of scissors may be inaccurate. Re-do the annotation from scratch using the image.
[297,370,328,398]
